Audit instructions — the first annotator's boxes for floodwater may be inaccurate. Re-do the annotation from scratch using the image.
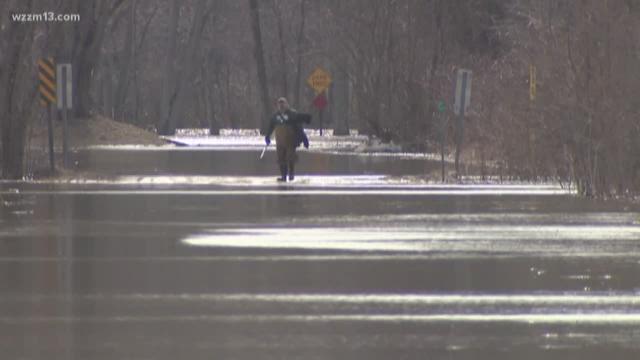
[2,140,640,359]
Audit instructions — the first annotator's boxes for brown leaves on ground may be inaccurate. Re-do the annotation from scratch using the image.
[28,114,165,149]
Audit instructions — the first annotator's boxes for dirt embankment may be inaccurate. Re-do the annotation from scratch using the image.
[25,114,165,178]
[28,114,165,148]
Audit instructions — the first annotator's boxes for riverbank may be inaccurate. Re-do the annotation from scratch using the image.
[25,114,164,178]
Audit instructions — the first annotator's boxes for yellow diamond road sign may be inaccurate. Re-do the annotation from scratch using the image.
[307,67,332,94]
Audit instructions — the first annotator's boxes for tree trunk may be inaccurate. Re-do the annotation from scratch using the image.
[224,64,234,128]
[159,0,180,134]
[294,0,306,107]
[72,0,128,118]
[249,0,271,132]
[1,0,34,179]
[272,0,288,99]
[114,1,136,122]
[423,0,445,138]
[160,0,215,134]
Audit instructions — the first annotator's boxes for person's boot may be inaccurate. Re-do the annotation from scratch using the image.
[288,163,295,181]
[278,164,287,182]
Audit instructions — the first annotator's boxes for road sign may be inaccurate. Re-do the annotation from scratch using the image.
[454,68,472,116]
[38,58,57,172]
[38,58,56,107]
[312,92,328,110]
[56,64,72,109]
[307,67,332,94]
[437,100,446,113]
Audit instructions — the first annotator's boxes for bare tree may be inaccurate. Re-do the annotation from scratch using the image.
[71,0,128,118]
[0,0,35,179]
[249,0,271,132]
[158,0,217,134]
[293,0,307,107]
[4,0,639,196]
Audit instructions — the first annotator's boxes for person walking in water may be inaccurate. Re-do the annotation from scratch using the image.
[264,97,311,182]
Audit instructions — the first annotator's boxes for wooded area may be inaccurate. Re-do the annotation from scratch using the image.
[1,0,639,197]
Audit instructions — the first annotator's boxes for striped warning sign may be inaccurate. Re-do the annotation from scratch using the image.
[38,58,56,107]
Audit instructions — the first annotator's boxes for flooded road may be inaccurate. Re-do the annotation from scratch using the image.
[2,144,640,359]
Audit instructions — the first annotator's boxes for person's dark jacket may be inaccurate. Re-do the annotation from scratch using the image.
[265,109,312,148]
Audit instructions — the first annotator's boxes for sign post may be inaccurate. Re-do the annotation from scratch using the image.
[437,100,447,182]
[529,64,536,102]
[453,68,472,177]
[312,92,328,135]
[38,58,57,172]
[307,67,332,136]
[57,64,72,168]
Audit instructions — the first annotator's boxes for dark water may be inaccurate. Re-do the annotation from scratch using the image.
[1,147,640,359]
[71,147,436,176]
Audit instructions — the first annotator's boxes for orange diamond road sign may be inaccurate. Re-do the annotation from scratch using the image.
[307,67,332,94]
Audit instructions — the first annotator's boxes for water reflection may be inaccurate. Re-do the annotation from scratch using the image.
[1,148,640,359]
[72,148,441,176]
[182,224,640,255]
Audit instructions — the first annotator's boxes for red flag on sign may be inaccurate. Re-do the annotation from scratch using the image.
[312,93,328,110]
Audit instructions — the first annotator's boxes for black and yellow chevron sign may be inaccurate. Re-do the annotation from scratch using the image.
[38,58,56,107]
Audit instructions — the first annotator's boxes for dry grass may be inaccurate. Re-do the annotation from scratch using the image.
[24,114,165,178]
[28,114,164,149]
